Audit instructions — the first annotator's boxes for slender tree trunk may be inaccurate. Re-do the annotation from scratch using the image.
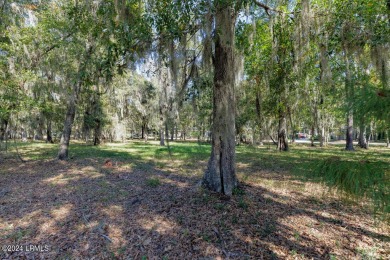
[141,124,145,139]
[160,129,165,146]
[310,124,315,147]
[46,119,53,143]
[255,89,263,145]
[278,113,289,151]
[170,124,174,141]
[93,119,101,146]
[386,129,390,148]
[343,46,354,151]
[318,126,325,147]
[58,96,76,160]
[289,109,295,144]
[203,4,237,196]
[165,121,169,140]
[57,46,93,159]
[36,113,45,140]
[0,118,8,142]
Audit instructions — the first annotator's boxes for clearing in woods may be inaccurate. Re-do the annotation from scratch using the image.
[0,141,389,259]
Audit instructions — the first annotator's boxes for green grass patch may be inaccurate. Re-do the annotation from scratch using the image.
[146,177,161,187]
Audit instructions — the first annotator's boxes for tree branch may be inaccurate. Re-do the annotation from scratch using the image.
[253,0,295,15]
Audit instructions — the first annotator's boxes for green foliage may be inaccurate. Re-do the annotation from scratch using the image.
[146,177,161,187]
[232,186,245,196]
[313,156,390,215]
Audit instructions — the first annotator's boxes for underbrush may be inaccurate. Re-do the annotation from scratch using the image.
[311,156,389,219]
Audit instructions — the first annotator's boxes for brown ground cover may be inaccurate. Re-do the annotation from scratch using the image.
[0,142,389,259]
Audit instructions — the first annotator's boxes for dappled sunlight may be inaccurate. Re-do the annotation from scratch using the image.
[102,205,124,220]
[40,204,73,234]
[138,216,177,235]
[236,162,251,169]
[1,141,389,258]
[44,173,82,185]
[51,204,73,220]
[161,178,190,188]
[107,224,126,247]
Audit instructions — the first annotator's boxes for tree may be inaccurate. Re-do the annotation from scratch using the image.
[202,1,238,195]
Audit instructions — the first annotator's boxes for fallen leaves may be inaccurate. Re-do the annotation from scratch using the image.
[0,151,388,259]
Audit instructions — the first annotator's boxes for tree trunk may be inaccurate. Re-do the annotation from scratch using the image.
[318,126,325,147]
[93,119,101,146]
[386,129,390,148]
[358,123,368,149]
[36,113,45,140]
[277,114,289,151]
[289,109,295,144]
[170,124,174,141]
[0,118,8,142]
[310,124,315,147]
[255,89,264,145]
[203,4,237,196]
[343,46,354,151]
[141,123,145,139]
[159,129,165,146]
[46,119,53,143]
[58,96,76,160]
[165,121,169,140]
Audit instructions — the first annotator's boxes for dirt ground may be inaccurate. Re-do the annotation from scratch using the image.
[0,152,389,259]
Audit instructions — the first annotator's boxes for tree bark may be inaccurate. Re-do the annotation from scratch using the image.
[255,89,264,145]
[310,124,315,147]
[58,96,76,160]
[0,118,8,142]
[159,129,165,146]
[203,4,237,196]
[277,113,289,151]
[318,126,325,147]
[343,46,354,151]
[93,118,101,146]
[46,119,53,143]
[358,123,368,149]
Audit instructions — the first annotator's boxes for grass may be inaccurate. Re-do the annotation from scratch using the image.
[2,140,389,216]
[1,140,389,258]
[146,177,161,187]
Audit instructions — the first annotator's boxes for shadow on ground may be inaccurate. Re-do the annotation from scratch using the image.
[0,142,389,259]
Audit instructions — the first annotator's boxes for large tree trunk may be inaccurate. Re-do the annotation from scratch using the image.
[358,123,368,149]
[58,96,76,160]
[203,4,237,196]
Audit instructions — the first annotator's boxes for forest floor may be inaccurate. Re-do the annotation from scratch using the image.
[0,141,389,259]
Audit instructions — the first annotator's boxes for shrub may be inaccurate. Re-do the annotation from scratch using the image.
[313,156,389,216]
